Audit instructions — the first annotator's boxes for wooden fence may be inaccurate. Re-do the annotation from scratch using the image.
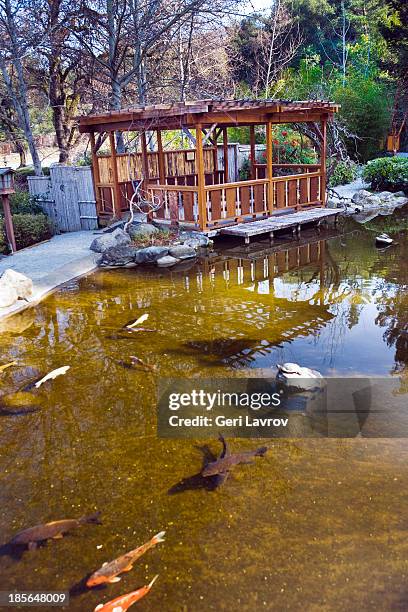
[28,166,97,232]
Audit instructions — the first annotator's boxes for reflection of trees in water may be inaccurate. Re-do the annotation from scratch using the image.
[372,236,408,380]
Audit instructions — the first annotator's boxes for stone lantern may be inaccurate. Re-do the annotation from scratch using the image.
[0,168,17,252]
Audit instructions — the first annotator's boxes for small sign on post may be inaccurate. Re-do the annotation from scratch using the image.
[0,167,17,253]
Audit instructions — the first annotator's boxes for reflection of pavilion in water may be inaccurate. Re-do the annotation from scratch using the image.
[173,232,335,368]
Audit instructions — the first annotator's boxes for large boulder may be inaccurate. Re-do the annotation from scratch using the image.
[365,194,382,207]
[351,190,372,205]
[135,246,168,264]
[0,269,33,300]
[90,228,131,253]
[0,282,18,308]
[98,245,139,267]
[156,255,179,267]
[179,231,211,248]
[128,223,160,239]
[169,244,197,260]
[377,191,395,202]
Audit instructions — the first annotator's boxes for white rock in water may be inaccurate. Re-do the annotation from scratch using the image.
[0,282,18,308]
[0,269,33,300]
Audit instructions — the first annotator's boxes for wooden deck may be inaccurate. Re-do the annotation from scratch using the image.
[219,207,340,243]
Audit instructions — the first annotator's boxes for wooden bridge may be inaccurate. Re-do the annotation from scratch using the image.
[79,98,339,235]
[219,207,340,243]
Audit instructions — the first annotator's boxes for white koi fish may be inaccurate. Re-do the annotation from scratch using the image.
[126,314,149,329]
[34,366,70,389]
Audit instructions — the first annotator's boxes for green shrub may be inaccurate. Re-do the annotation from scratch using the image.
[362,157,408,192]
[9,190,44,215]
[0,213,54,253]
[329,160,358,187]
[0,221,7,254]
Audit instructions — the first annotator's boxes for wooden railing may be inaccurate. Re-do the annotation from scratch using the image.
[148,169,322,229]
[253,163,320,179]
[149,184,199,225]
[205,179,269,225]
[203,171,322,229]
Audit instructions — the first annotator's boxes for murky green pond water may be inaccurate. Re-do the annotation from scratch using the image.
[0,211,408,611]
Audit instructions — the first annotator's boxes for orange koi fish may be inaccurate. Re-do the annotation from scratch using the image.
[87,531,165,587]
[94,576,158,612]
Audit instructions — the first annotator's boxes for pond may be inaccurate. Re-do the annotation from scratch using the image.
[0,210,407,611]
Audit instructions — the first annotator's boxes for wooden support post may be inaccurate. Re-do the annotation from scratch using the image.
[211,128,219,182]
[266,121,274,214]
[250,125,256,179]
[109,131,121,218]
[222,127,229,183]
[320,116,327,207]
[2,195,17,252]
[140,131,150,189]
[196,124,207,231]
[156,129,166,184]
[319,239,325,305]
[140,131,151,220]
[89,132,102,218]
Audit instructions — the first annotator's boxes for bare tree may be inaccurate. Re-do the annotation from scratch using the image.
[0,0,42,174]
[28,0,91,163]
[0,85,28,166]
[72,0,243,150]
[256,0,302,98]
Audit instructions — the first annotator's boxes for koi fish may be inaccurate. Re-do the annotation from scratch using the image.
[94,576,158,612]
[107,329,156,340]
[202,444,267,477]
[116,356,157,372]
[125,314,149,329]
[10,511,101,550]
[0,406,40,416]
[30,366,70,389]
[212,434,230,488]
[87,531,165,587]
[0,361,17,373]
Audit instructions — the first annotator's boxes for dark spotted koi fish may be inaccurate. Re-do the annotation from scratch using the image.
[9,512,101,550]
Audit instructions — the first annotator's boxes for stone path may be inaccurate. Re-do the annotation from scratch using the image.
[0,231,98,321]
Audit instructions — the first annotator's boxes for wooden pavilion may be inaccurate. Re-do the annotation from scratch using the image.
[79,99,339,234]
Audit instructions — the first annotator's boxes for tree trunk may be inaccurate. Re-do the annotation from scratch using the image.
[16,141,27,167]
[1,0,42,175]
[110,79,125,153]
